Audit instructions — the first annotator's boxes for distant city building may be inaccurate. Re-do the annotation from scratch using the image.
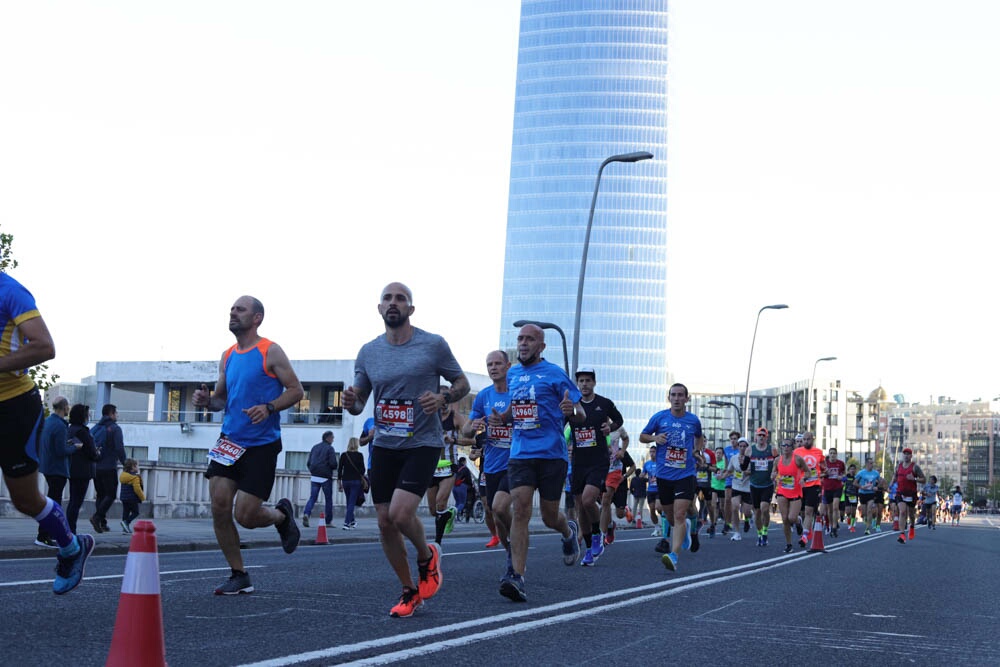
[498,0,669,432]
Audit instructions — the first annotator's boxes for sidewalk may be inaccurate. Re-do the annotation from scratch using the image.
[0,510,563,559]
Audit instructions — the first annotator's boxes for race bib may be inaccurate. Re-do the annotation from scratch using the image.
[848,495,858,503]
[696,470,708,481]
[734,470,744,480]
[512,400,540,430]
[804,467,819,483]
[207,437,246,467]
[665,446,686,469]
[486,424,512,449]
[376,399,415,437]
[753,458,770,471]
[901,495,914,503]
[779,475,795,490]
[827,470,839,480]
[573,426,598,448]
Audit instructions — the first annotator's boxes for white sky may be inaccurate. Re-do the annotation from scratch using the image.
[2,1,998,405]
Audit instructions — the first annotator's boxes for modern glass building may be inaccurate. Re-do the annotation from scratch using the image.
[499,0,669,433]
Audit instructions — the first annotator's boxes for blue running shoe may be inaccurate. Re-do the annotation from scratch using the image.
[682,527,692,551]
[580,548,595,566]
[591,533,605,559]
[563,521,580,565]
[499,571,527,602]
[53,534,94,595]
[661,551,678,572]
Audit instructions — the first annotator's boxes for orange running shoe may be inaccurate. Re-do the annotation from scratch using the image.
[417,543,442,599]
[389,588,423,618]
[908,525,915,540]
[485,535,501,548]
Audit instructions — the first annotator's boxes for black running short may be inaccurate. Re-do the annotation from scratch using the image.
[656,475,696,505]
[750,485,774,507]
[801,485,821,510]
[507,457,568,502]
[367,445,440,504]
[485,470,510,507]
[205,438,281,501]
[0,389,43,478]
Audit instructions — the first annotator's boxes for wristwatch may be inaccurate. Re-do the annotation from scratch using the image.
[266,402,277,414]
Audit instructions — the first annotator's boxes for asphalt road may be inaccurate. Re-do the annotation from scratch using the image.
[1,517,998,666]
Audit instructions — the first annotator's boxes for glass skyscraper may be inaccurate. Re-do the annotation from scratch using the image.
[499,0,669,432]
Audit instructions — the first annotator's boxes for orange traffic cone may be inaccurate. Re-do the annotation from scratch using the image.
[807,519,826,553]
[636,514,643,530]
[315,512,329,545]
[106,520,166,667]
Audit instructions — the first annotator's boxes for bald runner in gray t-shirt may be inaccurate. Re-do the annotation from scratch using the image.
[353,327,464,451]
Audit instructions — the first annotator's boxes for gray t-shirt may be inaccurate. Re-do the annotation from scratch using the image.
[353,327,464,450]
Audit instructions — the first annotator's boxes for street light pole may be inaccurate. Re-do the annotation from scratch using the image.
[743,304,789,437]
[708,400,742,434]
[571,150,653,374]
[513,319,569,375]
[807,356,837,432]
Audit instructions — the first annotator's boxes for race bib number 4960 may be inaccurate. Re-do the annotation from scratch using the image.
[512,400,540,430]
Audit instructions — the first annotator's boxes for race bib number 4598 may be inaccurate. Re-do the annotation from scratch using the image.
[376,399,415,437]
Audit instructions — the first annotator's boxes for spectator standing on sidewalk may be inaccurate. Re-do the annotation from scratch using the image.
[303,431,338,528]
[66,404,99,534]
[36,396,80,547]
[90,404,126,533]
[338,438,367,530]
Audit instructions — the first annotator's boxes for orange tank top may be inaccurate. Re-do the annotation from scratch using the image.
[775,457,802,498]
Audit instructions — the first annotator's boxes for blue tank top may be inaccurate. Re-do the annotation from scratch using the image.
[221,338,283,447]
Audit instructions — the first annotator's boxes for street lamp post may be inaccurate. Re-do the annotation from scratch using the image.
[513,319,569,375]
[807,356,837,432]
[743,304,789,437]
[571,151,654,374]
[708,400,742,434]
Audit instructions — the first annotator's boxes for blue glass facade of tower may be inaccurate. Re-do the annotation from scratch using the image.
[499,0,669,432]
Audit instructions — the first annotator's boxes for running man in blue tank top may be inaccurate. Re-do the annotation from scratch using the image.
[488,323,586,602]
[194,295,304,596]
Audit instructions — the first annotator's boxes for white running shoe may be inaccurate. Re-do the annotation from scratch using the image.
[651,527,661,537]
[730,533,742,542]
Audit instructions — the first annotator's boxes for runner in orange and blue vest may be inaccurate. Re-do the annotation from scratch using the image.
[195,295,305,596]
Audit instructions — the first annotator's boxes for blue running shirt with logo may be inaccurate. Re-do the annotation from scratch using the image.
[855,469,881,493]
[468,386,511,474]
[507,359,581,460]
[641,410,703,481]
[353,328,464,450]
[643,459,658,493]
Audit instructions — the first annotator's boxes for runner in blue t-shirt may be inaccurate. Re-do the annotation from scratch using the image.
[488,323,585,602]
[643,449,660,535]
[639,383,705,572]
[360,416,375,471]
[462,350,514,560]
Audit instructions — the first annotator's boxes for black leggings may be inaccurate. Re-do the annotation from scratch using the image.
[66,478,92,534]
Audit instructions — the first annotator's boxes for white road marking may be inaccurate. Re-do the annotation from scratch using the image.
[695,598,745,619]
[238,530,894,667]
[0,565,262,588]
[853,613,897,618]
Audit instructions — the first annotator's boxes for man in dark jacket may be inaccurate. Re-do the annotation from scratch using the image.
[36,396,81,546]
[90,404,126,533]
[302,431,338,527]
